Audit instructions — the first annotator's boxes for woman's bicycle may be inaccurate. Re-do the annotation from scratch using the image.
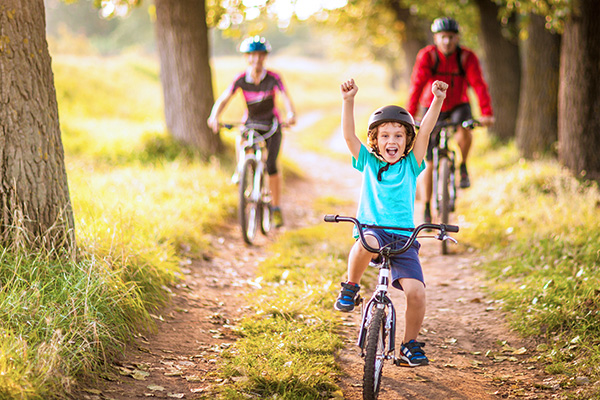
[430,119,478,254]
[222,121,278,245]
[324,214,459,400]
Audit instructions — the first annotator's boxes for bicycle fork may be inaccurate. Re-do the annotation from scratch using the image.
[357,266,397,360]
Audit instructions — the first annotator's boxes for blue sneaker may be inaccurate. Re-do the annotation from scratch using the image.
[398,340,429,367]
[334,282,360,312]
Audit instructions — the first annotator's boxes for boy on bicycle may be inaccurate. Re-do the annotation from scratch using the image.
[336,78,448,367]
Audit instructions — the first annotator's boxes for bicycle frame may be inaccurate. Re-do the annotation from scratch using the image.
[429,119,478,254]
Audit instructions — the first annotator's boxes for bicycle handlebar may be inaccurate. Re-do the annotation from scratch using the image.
[415,119,480,131]
[324,214,459,255]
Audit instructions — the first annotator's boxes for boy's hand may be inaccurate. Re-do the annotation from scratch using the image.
[341,79,358,100]
[432,80,448,99]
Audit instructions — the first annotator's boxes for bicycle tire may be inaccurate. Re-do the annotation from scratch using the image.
[239,158,259,244]
[259,170,272,235]
[363,307,386,400]
[439,157,451,254]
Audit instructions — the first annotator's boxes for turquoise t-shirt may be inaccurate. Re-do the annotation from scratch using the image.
[352,144,426,237]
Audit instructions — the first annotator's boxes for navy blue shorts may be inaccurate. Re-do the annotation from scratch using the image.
[363,228,424,290]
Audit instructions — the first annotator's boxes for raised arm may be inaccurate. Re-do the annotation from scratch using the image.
[412,80,448,163]
[341,79,361,159]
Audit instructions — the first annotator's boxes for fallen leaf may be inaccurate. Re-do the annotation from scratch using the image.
[167,393,185,398]
[132,370,150,380]
[147,385,165,392]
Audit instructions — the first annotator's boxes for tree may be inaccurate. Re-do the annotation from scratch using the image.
[558,0,600,182]
[0,0,76,253]
[154,0,222,154]
[473,0,521,142]
[95,0,221,155]
[516,13,561,158]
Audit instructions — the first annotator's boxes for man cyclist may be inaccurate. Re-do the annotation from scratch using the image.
[208,36,296,228]
[407,17,494,223]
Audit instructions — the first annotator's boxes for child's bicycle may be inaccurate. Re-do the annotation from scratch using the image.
[222,121,278,245]
[324,214,459,400]
[429,118,478,254]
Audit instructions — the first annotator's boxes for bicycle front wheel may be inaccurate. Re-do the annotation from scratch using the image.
[439,157,451,254]
[363,307,387,400]
[239,158,259,244]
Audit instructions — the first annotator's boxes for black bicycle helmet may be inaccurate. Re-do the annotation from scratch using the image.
[239,36,272,53]
[431,17,460,33]
[368,105,415,130]
[367,105,416,160]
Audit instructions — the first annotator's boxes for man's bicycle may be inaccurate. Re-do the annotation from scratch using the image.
[324,214,459,400]
[430,119,478,254]
[222,121,278,245]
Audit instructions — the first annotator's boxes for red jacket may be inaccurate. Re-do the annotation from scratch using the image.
[407,45,493,118]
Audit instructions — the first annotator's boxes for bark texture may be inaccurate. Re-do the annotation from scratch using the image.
[0,0,75,253]
[558,0,600,183]
[154,0,222,155]
[516,13,561,158]
[474,0,521,142]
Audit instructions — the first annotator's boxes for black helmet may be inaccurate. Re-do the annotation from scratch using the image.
[431,17,460,33]
[368,105,415,130]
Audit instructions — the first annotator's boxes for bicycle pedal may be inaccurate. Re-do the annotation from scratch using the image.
[354,295,363,306]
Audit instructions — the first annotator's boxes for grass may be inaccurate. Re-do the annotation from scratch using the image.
[0,52,240,398]
[217,223,354,399]
[457,132,600,398]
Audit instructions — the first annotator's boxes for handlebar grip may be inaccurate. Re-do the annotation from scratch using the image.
[324,214,338,223]
[445,224,459,233]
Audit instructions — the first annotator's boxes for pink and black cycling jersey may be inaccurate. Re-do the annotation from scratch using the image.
[226,69,286,124]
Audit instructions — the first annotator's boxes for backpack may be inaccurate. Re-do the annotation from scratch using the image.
[429,46,466,77]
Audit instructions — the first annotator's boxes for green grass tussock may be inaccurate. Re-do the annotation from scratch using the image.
[458,133,600,396]
[218,224,353,399]
[0,251,151,398]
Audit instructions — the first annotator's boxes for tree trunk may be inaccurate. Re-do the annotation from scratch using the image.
[516,13,561,158]
[154,0,222,155]
[558,0,600,183]
[474,0,521,142]
[0,0,75,253]
[385,0,429,83]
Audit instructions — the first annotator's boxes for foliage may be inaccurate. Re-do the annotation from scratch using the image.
[458,130,600,394]
[495,0,573,33]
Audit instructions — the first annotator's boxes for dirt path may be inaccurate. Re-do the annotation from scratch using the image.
[72,123,558,400]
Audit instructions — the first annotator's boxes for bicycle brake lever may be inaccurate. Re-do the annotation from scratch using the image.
[442,235,458,244]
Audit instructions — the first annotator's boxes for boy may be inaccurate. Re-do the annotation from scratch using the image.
[336,78,448,367]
